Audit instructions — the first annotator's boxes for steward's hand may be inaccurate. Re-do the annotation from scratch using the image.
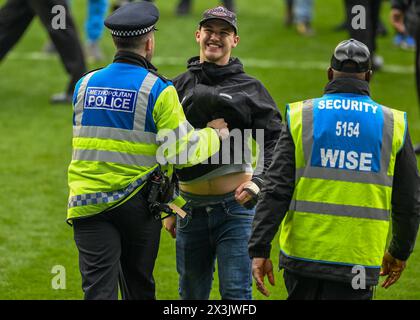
[390,9,406,34]
[163,215,176,238]
[380,251,406,289]
[252,258,275,297]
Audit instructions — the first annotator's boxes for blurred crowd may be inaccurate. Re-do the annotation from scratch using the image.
[0,0,417,103]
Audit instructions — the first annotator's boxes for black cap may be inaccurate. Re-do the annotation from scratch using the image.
[105,1,159,37]
[331,39,371,73]
[199,6,238,34]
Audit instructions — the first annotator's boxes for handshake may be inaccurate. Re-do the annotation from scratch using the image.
[207,118,230,140]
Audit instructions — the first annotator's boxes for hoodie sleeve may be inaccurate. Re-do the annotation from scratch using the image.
[249,81,283,189]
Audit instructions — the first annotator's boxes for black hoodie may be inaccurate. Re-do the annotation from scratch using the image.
[172,57,282,188]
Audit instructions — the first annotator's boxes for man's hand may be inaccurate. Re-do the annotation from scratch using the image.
[235,181,256,206]
[235,181,252,205]
[380,251,406,289]
[207,118,229,140]
[163,215,176,238]
[252,258,275,297]
[390,8,406,34]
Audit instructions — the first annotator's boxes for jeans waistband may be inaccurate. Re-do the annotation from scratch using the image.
[180,190,236,207]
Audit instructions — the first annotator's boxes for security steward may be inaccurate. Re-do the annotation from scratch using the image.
[249,39,420,300]
[67,1,227,300]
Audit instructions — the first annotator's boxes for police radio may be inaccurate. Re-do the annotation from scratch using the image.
[147,170,176,220]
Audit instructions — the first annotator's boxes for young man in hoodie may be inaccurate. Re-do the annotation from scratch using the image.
[166,6,282,300]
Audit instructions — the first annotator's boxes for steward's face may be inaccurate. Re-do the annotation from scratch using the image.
[196,19,239,66]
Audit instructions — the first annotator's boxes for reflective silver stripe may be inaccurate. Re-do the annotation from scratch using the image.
[174,120,194,141]
[74,71,99,126]
[296,167,393,186]
[133,72,159,131]
[380,106,394,175]
[68,167,157,208]
[73,149,157,167]
[289,199,390,221]
[73,126,157,144]
[302,100,314,164]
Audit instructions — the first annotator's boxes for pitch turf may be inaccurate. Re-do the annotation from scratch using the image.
[0,0,419,299]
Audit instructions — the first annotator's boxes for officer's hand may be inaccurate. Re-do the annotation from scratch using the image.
[207,118,230,140]
[207,118,227,130]
[252,258,275,297]
[235,181,257,206]
[380,251,406,289]
[390,8,406,34]
[163,215,176,239]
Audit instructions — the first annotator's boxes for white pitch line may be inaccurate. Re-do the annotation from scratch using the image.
[9,52,414,74]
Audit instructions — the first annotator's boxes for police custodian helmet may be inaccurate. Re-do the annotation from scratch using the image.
[331,39,371,73]
[104,1,159,38]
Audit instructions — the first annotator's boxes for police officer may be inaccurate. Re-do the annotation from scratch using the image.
[68,1,227,300]
[249,39,420,300]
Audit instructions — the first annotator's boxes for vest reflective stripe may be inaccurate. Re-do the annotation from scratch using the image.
[72,149,158,167]
[287,101,305,169]
[294,178,392,210]
[134,72,159,131]
[68,167,156,208]
[74,71,99,126]
[289,199,390,221]
[159,121,198,164]
[281,97,406,268]
[388,109,406,176]
[296,167,393,186]
[301,100,314,165]
[73,126,157,144]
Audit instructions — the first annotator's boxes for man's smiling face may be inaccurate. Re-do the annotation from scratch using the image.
[196,19,239,66]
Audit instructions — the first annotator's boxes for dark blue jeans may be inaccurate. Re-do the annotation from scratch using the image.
[176,192,254,300]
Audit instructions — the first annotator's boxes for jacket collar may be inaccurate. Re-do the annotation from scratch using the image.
[113,50,157,71]
[186,56,244,84]
[324,78,370,96]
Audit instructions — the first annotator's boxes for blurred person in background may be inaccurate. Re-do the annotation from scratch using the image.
[392,0,417,50]
[283,0,315,36]
[0,0,86,104]
[112,0,153,11]
[335,0,388,36]
[344,0,384,70]
[391,0,420,153]
[85,0,109,62]
[176,0,236,16]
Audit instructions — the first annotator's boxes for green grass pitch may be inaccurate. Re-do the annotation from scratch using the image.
[0,0,419,299]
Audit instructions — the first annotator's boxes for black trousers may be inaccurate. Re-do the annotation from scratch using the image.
[0,0,86,94]
[73,191,162,300]
[345,0,382,55]
[283,270,373,300]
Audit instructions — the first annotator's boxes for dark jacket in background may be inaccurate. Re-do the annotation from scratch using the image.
[172,57,282,188]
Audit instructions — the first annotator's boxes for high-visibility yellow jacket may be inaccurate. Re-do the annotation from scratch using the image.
[281,94,406,283]
[67,59,219,222]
